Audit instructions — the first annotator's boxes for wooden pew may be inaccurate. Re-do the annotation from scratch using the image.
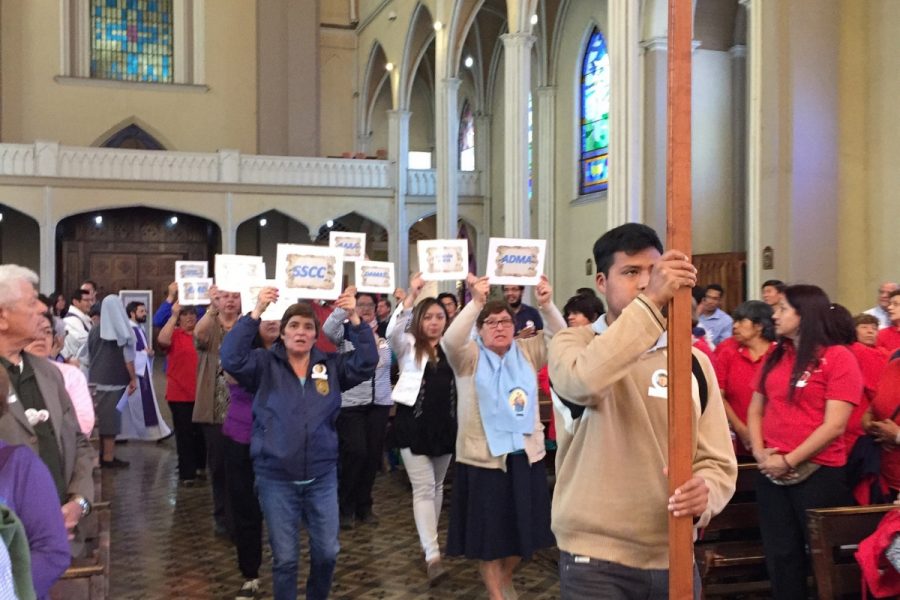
[807,504,897,600]
[695,463,770,598]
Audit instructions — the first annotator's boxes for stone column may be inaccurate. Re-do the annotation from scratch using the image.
[730,43,747,252]
[475,112,493,271]
[742,0,762,295]
[501,32,536,238]
[40,190,55,293]
[387,110,411,282]
[535,86,556,280]
[434,77,461,243]
[641,36,668,236]
[608,0,643,227]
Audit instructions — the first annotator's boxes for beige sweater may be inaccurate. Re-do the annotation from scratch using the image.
[548,294,737,569]
[441,299,566,470]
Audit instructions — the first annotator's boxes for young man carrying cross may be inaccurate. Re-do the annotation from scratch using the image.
[548,223,737,599]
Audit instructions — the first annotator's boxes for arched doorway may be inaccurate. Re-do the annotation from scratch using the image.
[235,210,312,278]
[314,212,389,261]
[0,204,41,273]
[56,207,221,307]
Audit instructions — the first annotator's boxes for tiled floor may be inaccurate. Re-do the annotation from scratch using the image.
[103,440,561,599]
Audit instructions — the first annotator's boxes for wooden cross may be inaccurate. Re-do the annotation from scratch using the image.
[666,0,694,597]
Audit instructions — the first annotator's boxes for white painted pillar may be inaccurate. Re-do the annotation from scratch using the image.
[434,77,461,243]
[640,37,668,237]
[730,43,747,252]
[501,32,536,238]
[40,188,55,293]
[475,112,492,272]
[742,0,762,295]
[387,109,411,283]
[224,193,236,254]
[608,0,643,226]
[535,86,556,281]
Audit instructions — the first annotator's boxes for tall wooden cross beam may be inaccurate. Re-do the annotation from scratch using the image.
[666,0,694,597]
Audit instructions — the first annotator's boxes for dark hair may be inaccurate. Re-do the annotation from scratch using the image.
[825,303,856,346]
[692,285,707,305]
[176,305,197,326]
[706,283,724,295]
[732,300,776,342]
[0,367,8,418]
[762,279,786,293]
[355,292,377,306]
[758,284,833,400]
[575,287,597,298]
[854,313,880,327]
[592,223,663,277]
[81,280,98,291]
[71,289,90,303]
[125,301,145,317]
[376,297,392,309]
[476,300,514,329]
[88,302,102,317]
[436,292,459,308]
[411,297,449,364]
[279,302,320,337]
[49,290,68,316]
[891,289,900,300]
[563,293,606,323]
[502,285,525,291]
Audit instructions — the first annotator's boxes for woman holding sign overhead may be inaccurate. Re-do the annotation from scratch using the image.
[385,272,457,584]
[441,273,565,600]
[220,287,378,600]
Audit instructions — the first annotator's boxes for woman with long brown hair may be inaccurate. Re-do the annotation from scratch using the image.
[386,273,457,584]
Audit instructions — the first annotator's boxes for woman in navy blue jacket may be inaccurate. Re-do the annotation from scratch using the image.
[220,286,378,600]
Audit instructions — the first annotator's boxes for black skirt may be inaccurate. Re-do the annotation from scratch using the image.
[446,452,555,561]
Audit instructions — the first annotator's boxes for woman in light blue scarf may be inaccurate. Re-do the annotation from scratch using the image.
[441,274,566,600]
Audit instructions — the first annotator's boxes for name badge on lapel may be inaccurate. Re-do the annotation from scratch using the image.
[311,363,329,395]
[648,369,668,399]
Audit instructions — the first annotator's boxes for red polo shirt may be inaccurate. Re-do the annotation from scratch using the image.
[842,342,889,451]
[876,327,900,354]
[715,341,773,424]
[869,359,900,489]
[165,328,199,402]
[756,342,863,467]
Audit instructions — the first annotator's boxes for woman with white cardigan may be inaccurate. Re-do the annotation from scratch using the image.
[386,273,457,585]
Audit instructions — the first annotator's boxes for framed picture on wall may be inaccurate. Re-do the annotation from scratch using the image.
[118,289,153,343]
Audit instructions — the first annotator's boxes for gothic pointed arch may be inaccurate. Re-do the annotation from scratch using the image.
[579,26,610,194]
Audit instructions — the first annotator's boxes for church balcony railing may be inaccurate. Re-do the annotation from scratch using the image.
[0,142,481,196]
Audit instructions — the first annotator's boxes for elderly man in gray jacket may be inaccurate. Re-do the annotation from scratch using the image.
[0,264,96,555]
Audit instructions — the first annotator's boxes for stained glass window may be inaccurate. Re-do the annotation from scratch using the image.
[91,0,173,83]
[459,102,475,172]
[580,28,609,194]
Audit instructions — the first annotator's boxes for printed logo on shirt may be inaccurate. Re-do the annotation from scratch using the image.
[795,358,826,388]
[648,369,668,399]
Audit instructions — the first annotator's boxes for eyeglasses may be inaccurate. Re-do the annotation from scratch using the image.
[482,318,514,329]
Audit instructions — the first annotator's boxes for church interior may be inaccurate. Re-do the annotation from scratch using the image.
[1,0,899,598]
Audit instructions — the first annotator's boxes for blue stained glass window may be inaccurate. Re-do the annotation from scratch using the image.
[580,28,610,194]
[91,0,173,83]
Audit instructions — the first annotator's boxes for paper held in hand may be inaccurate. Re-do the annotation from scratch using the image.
[175,261,208,281]
[178,278,213,305]
[417,239,469,281]
[215,254,265,292]
[241,280,294,321]
[486,238,547,286]
[355,260,395,294]
[329,231,366,262]
[275,244,344,301]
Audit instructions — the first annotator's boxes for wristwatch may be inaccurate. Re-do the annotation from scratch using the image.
[70,494,92,517]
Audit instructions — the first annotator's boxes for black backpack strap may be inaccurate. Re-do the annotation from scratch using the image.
[691,354,709,414]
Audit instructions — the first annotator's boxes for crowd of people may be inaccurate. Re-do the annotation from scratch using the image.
[0,224,898,599]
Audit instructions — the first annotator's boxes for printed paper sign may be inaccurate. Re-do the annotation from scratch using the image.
[275,244,343,301]
[178,278,213,306]
[329,232,366,262]
[486,238,547,286]
[215,254,265,292]
[175,261,208,281]
[355,260,395,294]
[417,239,469,281]
[241,280,293,321]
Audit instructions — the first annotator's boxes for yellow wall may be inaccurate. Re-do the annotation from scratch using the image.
[0,0,258,153]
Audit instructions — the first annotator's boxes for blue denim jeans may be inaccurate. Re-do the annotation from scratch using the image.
[256,468,340,600]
